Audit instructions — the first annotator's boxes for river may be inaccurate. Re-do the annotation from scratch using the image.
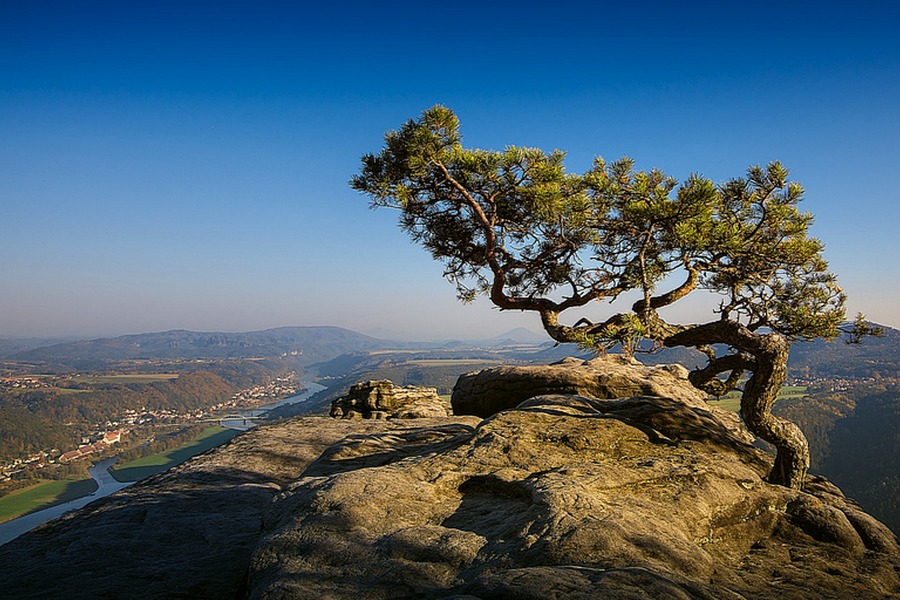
[218,380,325,430]
[0,457,131,547]
[0,380,326,547]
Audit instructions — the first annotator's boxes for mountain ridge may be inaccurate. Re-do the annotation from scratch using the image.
[8,325,395,368]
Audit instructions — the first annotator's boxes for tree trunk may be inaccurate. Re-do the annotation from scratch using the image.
[666,322,810,489]
[740,334,810,488]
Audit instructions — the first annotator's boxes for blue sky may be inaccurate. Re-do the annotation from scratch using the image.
[2,1,898,340]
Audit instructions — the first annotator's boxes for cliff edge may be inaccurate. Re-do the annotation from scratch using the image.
[1,357,897,599]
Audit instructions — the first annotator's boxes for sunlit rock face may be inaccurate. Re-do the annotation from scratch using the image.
[453,355,708,416]
[1,359,897,599]
[452,355,752,442]
[330,379,451,420]
[247,391,899,599]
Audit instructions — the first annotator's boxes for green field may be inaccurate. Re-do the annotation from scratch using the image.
[707,385,808,413]
[71,373,179,384]
[406,359,504,366]
[777,385,808,399]
[0,478,98,524]
[110,426,239,482]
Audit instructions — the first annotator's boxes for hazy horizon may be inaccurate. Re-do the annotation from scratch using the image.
[0,321,554,344]
[3,2,898,339]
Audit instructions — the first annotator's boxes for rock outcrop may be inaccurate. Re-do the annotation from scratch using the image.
[453,355,752,442]
[1,359,897,599]
[330,379,451,419]
[0,416,474,600]
[454,355,711,416]
[246,393,899,599]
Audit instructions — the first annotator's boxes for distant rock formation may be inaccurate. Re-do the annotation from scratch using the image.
[330,379,451,419]
[1,358,897,599]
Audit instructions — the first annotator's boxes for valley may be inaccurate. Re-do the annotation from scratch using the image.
[0,323,898,539]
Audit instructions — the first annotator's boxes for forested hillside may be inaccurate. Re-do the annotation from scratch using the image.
[819,386,900,532]
[776,381,900,533]
[0,405,79,461]
[0,371,234,462]
[787,324,900,379]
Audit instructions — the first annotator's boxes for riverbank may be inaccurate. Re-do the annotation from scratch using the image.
[0,458,131,546]
[0,477,99,524]
[110,426,239,482]
[0,381,327,546]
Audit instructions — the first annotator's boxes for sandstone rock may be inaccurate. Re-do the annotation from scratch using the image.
[453,355,706,416]
[0,415,472,600]
[246,394,900,599]
[331,379,451,419]
[2,365,897,600]
[452,355,752,443]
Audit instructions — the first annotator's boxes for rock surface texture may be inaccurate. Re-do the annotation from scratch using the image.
[453,355,715,414]
[453,355,753,442]
[1,357,897,599]
[0,417,472,600]
[331,379,451,419]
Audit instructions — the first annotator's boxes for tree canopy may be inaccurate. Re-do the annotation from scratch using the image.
[352,105,854,489]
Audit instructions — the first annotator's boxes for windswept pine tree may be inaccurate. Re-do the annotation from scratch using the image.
[353,105,873,489]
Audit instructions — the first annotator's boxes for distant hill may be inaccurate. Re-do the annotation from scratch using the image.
[787,323,900,379]
[478,327,551,346]
[0,337,85,359]
[9,326,395,370]
[632,322,900,380]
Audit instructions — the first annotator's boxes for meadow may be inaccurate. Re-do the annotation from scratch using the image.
[110,426,239,482]
[707,385,808,412]
[0,478,98,523]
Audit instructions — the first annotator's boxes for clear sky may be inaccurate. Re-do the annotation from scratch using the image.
[2,1,899,340]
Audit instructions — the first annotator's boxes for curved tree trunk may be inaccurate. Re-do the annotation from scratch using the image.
[666,322,810,489]
[739,334,810,488]
[537,312,811,488]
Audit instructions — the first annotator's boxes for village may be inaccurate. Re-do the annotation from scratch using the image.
[0,373,301,482]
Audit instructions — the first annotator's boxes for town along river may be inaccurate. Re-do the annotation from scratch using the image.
[218,381,325,430]
[0,381,326,546]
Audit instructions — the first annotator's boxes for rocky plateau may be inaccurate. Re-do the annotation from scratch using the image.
[0,356,897,599]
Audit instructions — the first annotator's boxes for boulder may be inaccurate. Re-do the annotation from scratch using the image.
[453,355,707,417]
[330,379,451,419]
[453,355,751,442]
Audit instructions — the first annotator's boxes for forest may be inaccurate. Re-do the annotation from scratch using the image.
[775,379,900,532]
